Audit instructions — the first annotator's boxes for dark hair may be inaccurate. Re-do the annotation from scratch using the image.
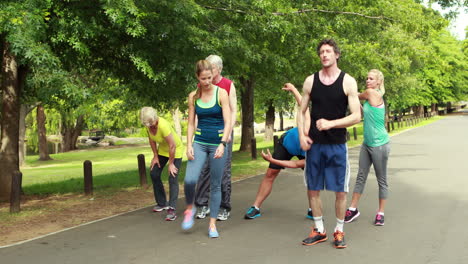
[194,60,213,100]
[316,38,341,57]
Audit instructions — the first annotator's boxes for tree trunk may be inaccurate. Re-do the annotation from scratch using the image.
[431,103,437,116]
[239,76,254,152]
[37,105,51,160]
[172,107,182,138]
[0,40,20,201]
[264,101,275,141]
[18,105,27,166]
[446,102,452,113]
[279,111,284,131]
[61,114,84,152]
[412,105,424,117]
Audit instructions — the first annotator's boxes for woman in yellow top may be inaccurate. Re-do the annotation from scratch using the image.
[140,107,184,221]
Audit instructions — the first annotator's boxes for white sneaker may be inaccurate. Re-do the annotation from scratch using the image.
[217,208,230,221]
[196,206,210,219]
[153,205,169,212]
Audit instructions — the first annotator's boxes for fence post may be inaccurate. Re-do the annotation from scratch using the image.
[251,138,257,160]
[273,135,278,150]
[391,121,395,131]
[10,171,22,213]
[137,154,148,187]
[83,160,93,195]
[353,127,358,140]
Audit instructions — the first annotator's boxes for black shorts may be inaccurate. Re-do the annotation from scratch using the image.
[269,136,305,170]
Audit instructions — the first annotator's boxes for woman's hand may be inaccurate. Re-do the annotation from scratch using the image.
[282,83,297,92]
[186,146,195,160]
[150,156,160,170]
[214,144,225,159]
[261,149,273,162]
[168,163,178,177]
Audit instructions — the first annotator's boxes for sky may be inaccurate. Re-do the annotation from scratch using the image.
[432,3,467,40]
[450,11,467,40]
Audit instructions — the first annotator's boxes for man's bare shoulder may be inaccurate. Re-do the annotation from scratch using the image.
[303,74,315,93]
[343,73,357,84]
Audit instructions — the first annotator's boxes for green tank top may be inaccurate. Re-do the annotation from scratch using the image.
[363,101,389,147]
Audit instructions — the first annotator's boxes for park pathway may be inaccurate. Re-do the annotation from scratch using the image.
[1,113,468,264]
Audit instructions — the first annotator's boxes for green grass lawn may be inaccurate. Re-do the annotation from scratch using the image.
[21,134,278,195]
[21,115,442,196]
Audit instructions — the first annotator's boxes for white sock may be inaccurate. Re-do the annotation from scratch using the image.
[254,206,259,210]
[313,216,324,233]
[335,218,344,232]
[348,207,356,211]
[377,211,384,216]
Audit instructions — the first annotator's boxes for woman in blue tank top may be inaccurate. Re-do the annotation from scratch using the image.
[345,69,390,226]
[181,60,232,238]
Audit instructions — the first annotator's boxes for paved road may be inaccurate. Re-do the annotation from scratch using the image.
[2,114,468,264]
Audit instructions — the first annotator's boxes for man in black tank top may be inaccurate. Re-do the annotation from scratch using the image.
[295,39,361,249]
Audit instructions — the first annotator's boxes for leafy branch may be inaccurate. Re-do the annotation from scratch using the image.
[200,5,395,21]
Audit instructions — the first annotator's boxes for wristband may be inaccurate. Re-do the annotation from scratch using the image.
[220,141,227,147]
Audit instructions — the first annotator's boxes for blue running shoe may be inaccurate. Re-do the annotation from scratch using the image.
[244,206,261,219]
[181,207,196,230]
[208,227,219,238]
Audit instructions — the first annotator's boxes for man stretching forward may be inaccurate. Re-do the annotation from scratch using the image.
[296,39,361,249]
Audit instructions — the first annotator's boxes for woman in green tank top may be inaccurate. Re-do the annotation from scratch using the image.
[344,69,391,226]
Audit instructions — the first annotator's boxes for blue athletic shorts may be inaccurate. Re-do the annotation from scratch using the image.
[304,143,350,192]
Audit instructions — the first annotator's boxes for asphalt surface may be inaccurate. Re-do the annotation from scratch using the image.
[1,114,468,264]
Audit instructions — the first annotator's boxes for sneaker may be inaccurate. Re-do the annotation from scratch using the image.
[153,205,169,212]
[196,206,210,219]
[306,208,313,219]
[217,208,230,221]
[302,228,328,246]
[333,230,347,249]
[181,207,196,230]
[208,226,219,238]
[165,208,177,221]
[344,209,360,223]
[244,206,261,219]
[374,213,385,226]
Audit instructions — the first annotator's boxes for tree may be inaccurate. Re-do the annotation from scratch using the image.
[0,39,22,200]
[36,104,51,160]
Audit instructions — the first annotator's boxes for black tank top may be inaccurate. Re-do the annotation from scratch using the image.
[309,71,348,144]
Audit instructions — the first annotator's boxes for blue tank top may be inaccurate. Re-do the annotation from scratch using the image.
[194,86,224,146]
[282,127,306,157]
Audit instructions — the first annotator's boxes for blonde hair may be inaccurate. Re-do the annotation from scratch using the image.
[139,107,158,127]
[369,69,385,95]
[194,60,213,100]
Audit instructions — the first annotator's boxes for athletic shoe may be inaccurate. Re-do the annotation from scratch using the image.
[165,208,177,221]
[153,205,169,212]
[196,206,210,219]
[306,208,313,219]
[244,206,261,219]
[344,209,360,223]
[217,208,230,221]
[208,226,219,238]
[302,228,327,246]
[333,230,347,249]
[374,214,385,226]
[181,207,196,230]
